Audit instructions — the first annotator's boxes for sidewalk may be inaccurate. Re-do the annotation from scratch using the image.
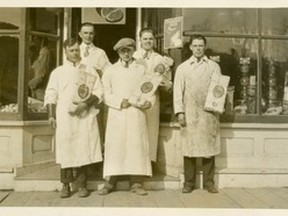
[1,187,288,208]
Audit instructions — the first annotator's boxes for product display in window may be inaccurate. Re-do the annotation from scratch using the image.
[234,57,257,115]
[262,59,283,115]
[0,103,18,113]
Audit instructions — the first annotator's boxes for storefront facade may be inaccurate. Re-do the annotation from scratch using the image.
[1,8,288,189]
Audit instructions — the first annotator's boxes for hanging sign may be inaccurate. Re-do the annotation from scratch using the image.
[82,8,126,25]
[164,16,183,49]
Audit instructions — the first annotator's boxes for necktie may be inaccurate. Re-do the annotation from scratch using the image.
[143,51,149,59]
[124,62,129,68]
[84,46,89,57]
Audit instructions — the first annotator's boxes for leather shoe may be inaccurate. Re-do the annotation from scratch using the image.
[78,187,89,198]
[60,184,70,198]
[204,186,219,193]
[182,186,193,193]
[131,184,147,195]
[97,185,114,195]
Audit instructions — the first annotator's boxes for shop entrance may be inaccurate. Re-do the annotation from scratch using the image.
[72,8,137,64]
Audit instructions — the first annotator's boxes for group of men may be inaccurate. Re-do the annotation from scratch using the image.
[44,22,222,198]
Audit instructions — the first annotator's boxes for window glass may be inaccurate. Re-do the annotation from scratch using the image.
[0,35,19,113]
[0,8,20,30]
[29,8,59,34]
[205,37,258,115]
[183,8,258,35]
[261,39,288,115]
[262,9,288,36]
[27,36,57,113]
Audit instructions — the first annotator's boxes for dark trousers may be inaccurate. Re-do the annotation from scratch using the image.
[107,175,145,188]
[60,165,89,188]
[183,156,215,188]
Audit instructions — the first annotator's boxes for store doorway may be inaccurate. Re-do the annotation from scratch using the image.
[72,8,137,64]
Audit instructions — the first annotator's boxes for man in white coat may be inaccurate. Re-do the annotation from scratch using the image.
[44,38,103,198]
[133,28,173,164]
[78,22,111,148]
[98,38,152,196]
[173,34,221,194]
[78,22,111,77]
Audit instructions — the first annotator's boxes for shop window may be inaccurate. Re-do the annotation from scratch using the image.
[145,8,288,123]
[27,8,62,115]
[27,36,58,112]
[0,8,20,30]
[0,8,20,114]
[183,9,258,35]
[0,36,19,113]
[0,8,63,120]
[262,9,288,36]
[261,39,288,116]
[29,8,59,34]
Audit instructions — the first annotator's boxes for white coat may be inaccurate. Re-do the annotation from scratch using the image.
[102,60,152,178]
[173,55,221,157]
[79,43,111,75]
[133,49,167,162]
[44,61,103,168]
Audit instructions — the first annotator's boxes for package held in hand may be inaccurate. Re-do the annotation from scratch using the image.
[69,64,97,114]
[204,73,230,114]
[129,63,165,107]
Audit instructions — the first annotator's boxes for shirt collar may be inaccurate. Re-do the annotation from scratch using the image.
[189,55,208,65]
[119,58,135,68]
[80,42,95,50]
[140,48,153,59]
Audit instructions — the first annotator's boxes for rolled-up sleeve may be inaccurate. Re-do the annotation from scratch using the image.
[173,64,185,115]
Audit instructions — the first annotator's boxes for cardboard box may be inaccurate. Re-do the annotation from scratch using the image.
[129,63,166,107]
[69,64,98,115]
[204,73,230,114]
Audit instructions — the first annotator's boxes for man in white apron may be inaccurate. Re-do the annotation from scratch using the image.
[98,38,152,196]
[173,34,221,194]
[78,22,111,149]
[133,28,173,164]
[44,38,103,198]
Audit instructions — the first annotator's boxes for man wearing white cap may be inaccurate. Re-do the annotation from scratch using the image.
[98,38,152,196]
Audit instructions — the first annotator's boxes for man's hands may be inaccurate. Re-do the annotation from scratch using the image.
[121,99,131,109]
[121,99,151,110]
[48,117,57,129]
[69,101,88,117]
[177,113,186,127]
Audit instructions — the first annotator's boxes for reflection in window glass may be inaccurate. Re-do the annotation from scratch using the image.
[27,36,57,113]
[29,8,60,34]
[183,8,258,34]
[0,36,19,112]
[261,39,288,115]
[0,8,20,30]
[262,9,288,36]
[187,37,258,115]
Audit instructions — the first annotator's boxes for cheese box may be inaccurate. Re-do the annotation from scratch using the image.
[69,64,97,115]
[204,73,230,114]
[129,63,165,107]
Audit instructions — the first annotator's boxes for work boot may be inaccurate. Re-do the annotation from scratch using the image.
[182,186,194,193]
[204,186,219,193]
[78,187,89,198]
[131,183,147,195]
[97,183,114,195]
[60,184,70,198]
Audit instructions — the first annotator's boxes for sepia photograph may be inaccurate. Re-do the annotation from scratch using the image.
[0,1,288,215]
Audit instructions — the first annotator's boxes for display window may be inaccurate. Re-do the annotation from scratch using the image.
[0,8,63,120]
[144,8,288,123]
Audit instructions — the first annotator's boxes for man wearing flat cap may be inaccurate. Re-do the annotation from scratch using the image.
[98,38,153,196]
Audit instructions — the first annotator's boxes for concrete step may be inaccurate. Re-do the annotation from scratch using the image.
[14,163,181,192]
